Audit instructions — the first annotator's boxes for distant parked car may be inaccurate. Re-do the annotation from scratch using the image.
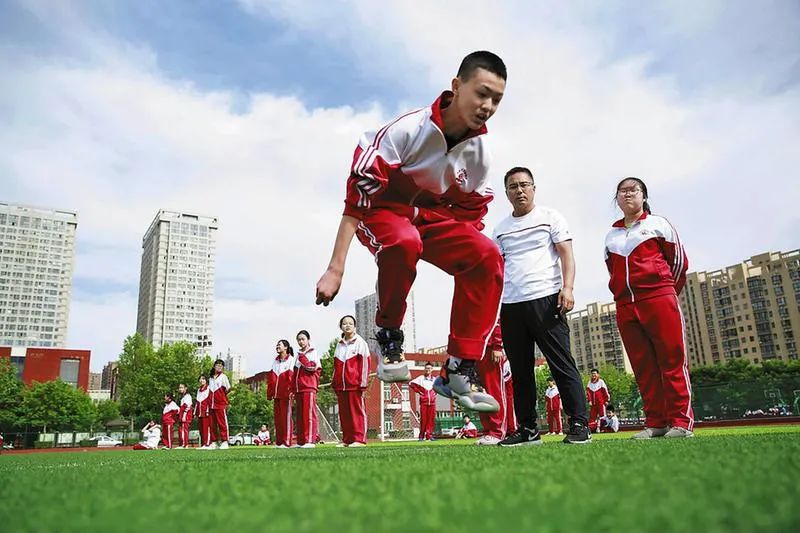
[439,427,460,437]
[229,433,255,446]
[90,435,123,447]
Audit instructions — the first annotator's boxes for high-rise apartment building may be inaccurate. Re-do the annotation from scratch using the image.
[0,203,77,347]
[680,250,800,366]
[568,301,632,373]
[136,210,218,347]
[355,291,417,356]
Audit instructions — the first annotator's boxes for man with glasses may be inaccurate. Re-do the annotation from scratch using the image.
[492,167,591,446]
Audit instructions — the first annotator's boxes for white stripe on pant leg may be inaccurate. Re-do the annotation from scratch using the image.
[674,295,694,431]
[498,364,507,437]
[223,410,229,440]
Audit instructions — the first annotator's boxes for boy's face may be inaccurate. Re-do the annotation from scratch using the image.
[452,68,505,130]
[591,371,599,381]
[547,380,554,388]
[424,364,433,377]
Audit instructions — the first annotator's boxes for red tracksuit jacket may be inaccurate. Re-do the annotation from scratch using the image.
[294,347,322,393]
[409,375,437,405]
[545,386,561,412]
[343,92,494,231]
[604,212,688,304]
[267,355,295,400]
[209,373,231,410]
[333,334,370,391]
[162,401,179,426]
[586,379,610,406]
[194,385,210,418]
[179,393,193,424]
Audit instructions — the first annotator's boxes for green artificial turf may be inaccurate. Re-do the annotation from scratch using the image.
[1,425,798,532]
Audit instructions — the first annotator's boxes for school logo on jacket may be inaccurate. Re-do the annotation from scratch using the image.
[455,167,468,185]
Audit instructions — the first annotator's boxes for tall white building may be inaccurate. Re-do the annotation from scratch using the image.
[136,210,218,348]
[223,349,246,382]
[0,203,77,347]
[355,291,417,356]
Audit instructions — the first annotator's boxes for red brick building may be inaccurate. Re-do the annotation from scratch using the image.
[0,346,91,390]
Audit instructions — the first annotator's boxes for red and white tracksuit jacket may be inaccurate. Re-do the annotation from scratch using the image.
[460,421,478,439]
[178,393,193,447]
[294,346,322,446]
[409,374,437,440]
[267,355,295,447]
[161,401,179,448]
[194,385,212,447]
[333,334,370,445]
[605,212,694,430]
[477,324,514,439]
[345,91,503,360]
[209,372,231,442]
[254,430,271,446]
[586,378,610,430]
[545,386,562,433]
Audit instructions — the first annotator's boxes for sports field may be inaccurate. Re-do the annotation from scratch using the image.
[1,425,798,532]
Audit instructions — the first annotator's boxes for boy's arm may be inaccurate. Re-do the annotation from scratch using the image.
[316,215,359,306]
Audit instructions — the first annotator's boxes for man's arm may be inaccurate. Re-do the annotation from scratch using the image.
[316,215,359,306]
[555,240,575,314]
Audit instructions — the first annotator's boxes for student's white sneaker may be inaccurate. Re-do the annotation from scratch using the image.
[208,442,218,450]
[301,443,316,449]
[276,444,288,449]
[218,442,229,450]
[664,427,695,438]
[335,443,347,448]
[197,445,210,450]
[631,427,669,440]
[375,328,411,382]
[476,435,501,446]
[174,446,185,449]
[292,444,302,448]
[347,442,366,448]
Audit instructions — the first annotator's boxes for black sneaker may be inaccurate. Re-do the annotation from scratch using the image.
[562,422,592,445]
[498,426,542,447]
[375,328,410,382]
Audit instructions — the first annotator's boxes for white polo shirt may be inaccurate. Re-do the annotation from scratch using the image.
[492,205,572,304]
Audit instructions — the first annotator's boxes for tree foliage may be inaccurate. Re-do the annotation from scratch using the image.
[21,380,96,432]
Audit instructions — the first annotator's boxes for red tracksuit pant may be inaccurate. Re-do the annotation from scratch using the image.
[477,355,511,438]
[211,408,229,442]
[616,294,694,430]
[161,423,174,448]
[274,398,293,446]
[179,418,192,447]
[588,402,606,432]
[336,390,366,444]
[547,398,563,433]
[419,403,436,439]
[355,209,504,360]
[505,380,516,434]
[295,392,318,445]
[199,416,212,447]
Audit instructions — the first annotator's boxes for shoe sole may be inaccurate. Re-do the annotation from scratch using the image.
[498,439,543,447]
[433,381,453,399]
[452,392,500,413]
[563,438,592,445]
[376,363,411,383]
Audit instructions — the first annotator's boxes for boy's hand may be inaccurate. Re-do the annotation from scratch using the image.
[316,268,343,306]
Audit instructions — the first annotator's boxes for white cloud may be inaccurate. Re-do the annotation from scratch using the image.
[2,1,799,372]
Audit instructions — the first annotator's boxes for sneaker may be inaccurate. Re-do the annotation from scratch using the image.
[197,445,211,450]
[347,442,366,448]
[476,434,501,446]
[219,442,229,450]
[208,442,218,450]
[335,443,347,448]
[562,423,592,445]
[276,444,288,449]
[499,427,542,447]
[292,444,302,448]
[432,375,454,399]
[632,427,669,440]
[174,446,185,450]
[437,359,499,413]
[375,328,411,382]
[301,443,316,449]
[664,426,694,438]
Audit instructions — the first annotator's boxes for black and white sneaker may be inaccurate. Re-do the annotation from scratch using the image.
[435,359,499,412]
[562,422,592,445]
[375,328,410,382]
[498,427,542,447]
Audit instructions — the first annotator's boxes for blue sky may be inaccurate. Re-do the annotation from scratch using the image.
[1,0,798,372]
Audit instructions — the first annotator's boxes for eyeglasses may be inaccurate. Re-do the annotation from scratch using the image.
[617,187,642,196]
[506,182,534,191]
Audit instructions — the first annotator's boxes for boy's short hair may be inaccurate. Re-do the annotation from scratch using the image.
[458,51,507,82]
[546,377,555,382]
[590,368,600,374]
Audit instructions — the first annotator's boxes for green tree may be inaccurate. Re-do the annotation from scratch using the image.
[95,399,121,427]
[317,338,339,410]
[228,382,257,431]
[21,380,96,432]
[253,391,274,429]
[0,358,24,431]
[117,333,212,424]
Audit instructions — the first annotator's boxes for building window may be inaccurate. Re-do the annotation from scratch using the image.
[59,359,80,388]
[10,356,24,379]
